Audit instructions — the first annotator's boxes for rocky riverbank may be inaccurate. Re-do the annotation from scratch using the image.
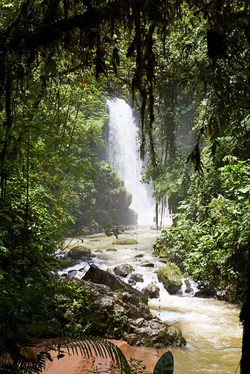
[64,264,186,348]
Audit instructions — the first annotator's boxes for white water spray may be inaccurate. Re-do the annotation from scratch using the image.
[106,98,155,226]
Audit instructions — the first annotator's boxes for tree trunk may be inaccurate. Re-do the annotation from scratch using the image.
[240,247,250,373]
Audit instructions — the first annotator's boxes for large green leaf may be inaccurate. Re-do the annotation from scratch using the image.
[153,351,174,374]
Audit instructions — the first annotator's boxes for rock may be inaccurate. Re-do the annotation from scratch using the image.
[216,289,228,300]
[67,269,77,278]
[183,279,194,295]
[119,208,138,226]
[159,256,169,263]
[82,264,147,303]
[57,257,75,269]
[67,246,91,261]
[157,262,182,294]
[142,282,160,299]
[124,318,186,348]
[129,273,144,283]
[76,279,186,348]
[193,288,215,298]
[113,263,135,277]
[128,278,136,285]
[192,282,216,298]
[140,262,155,268]
[113,238,138,245]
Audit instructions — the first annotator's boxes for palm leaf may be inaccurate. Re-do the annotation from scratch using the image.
[0,336,131,374]
[56,338,131,373]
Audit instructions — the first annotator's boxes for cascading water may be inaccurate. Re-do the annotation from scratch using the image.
[106,98,155,226]
[59,230,242,373]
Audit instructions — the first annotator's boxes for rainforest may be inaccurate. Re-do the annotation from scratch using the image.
[0,1,250,373]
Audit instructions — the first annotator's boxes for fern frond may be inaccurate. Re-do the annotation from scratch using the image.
[51,337,131,373]
[0,336,131,374]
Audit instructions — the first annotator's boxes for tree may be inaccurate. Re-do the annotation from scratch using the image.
[1,1,250,373]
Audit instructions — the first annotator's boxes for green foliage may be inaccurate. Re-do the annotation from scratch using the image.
[155,159,250,302]
[0,278,132,373]
[129,358,151,374]
[1,0,250,371]
[103,223,124,239]
[153,351,174,374]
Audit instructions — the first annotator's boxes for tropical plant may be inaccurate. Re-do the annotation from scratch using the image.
[1,1,250,373]
[153,351,174,374]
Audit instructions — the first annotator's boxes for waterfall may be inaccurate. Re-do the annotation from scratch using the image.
[106,98,155,226]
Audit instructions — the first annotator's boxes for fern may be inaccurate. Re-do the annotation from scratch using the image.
[0,336,131,373]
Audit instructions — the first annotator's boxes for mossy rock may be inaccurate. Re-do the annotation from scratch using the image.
[112,237,138,245]
[105,248,117,252]
[157,262,182,294]
[67,246,91,260]
[57,257,75,269]
[159,256,169,263]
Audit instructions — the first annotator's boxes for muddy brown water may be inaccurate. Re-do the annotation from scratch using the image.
[58,228,242,373]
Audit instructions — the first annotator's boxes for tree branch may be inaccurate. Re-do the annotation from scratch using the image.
[5,1,125,53]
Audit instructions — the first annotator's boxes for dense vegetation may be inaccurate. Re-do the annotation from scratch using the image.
[0,0,250,372]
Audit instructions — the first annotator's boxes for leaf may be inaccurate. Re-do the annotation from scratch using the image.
[153,351,174,374]
[17,344,38,362]
[239,186,250,194]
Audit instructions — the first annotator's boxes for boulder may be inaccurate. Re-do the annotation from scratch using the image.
[82,264,147,303]
[129,273,144,283]
[113,238,138,245]
[67,246,91,261]
[193,287,215,298]
[124,318,186,348]
[76,279,186,348]
[113,263,135,277]
[157,262,182,294]
[142,282,160,299]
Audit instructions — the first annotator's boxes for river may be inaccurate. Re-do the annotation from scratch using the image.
[62,228,242,373]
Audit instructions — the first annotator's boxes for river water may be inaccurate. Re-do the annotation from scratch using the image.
[63,228,242,373]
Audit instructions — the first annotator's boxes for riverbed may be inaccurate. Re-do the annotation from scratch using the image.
[60,228,242,373]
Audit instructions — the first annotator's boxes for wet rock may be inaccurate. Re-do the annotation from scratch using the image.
[67,246,91,261]
[140,261,155,268]
[159,256,169,264]
[113,238,138,245]
[142,282,160,299]
[135,254,144,258]
[157,262,182,294]
[67,269,77,278]
[76,279,186,348]
[124,318,186,348]
[57,256,75,269]
[183,279,194,295]
[128,278,136,286]
[129,273,144,283]
[193,288,215,298]
[113,263,135,277]
[82,264,147,303]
